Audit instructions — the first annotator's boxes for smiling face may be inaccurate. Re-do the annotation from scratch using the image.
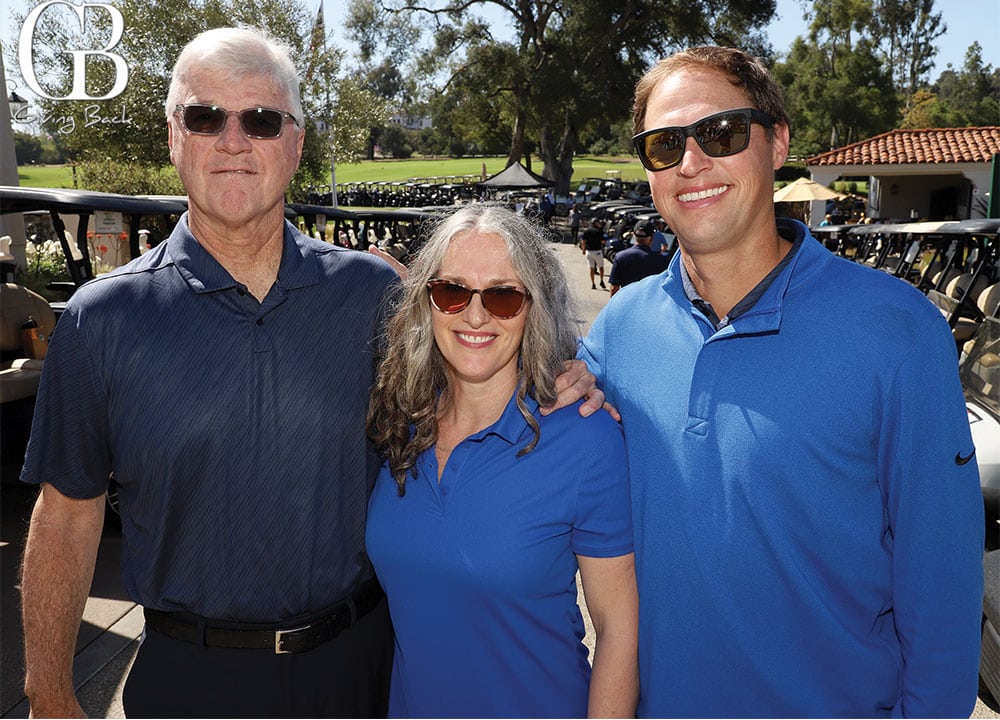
[644,68,789,256]
[431,230,529,396]
[167,70,304,233]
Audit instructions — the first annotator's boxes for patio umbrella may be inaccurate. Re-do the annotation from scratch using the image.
[773,177,840,203]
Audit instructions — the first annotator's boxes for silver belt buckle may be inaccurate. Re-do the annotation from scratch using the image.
[274,625,309,654]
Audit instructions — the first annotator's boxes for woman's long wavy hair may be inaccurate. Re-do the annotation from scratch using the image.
[366,204,578,495]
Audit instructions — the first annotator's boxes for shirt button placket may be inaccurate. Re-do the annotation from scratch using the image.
[686,341,719,437]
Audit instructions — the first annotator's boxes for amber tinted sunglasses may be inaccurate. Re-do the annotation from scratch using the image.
[427,279,530,319]
[632,108,775,171]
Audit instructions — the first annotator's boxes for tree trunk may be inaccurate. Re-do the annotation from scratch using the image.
[507,108,526,167]
[539,117,577,196]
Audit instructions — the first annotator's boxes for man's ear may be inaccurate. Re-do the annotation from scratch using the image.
[295,128,305,170]
[167,120,178,166]
[771,122,790,171]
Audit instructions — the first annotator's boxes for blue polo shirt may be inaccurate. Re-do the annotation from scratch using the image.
[366,393,632,718]
[579,220,983,717]
[22,213,399,622]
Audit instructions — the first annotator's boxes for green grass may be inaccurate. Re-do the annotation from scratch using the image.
[15,156,647,190]
[331,155,646,184]
[16,164,78,188]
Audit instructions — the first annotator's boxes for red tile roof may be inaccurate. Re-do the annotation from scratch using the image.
[807,127,1000,166]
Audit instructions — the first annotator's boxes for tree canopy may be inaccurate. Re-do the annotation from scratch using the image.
[348,0,779,193]
[770,0,989,157]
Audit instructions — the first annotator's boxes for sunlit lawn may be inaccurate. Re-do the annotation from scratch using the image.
[16,155,647,190]
[16,164,80,188]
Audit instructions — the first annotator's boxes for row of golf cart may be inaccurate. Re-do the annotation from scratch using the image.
[308,178,480,208]
[569,177,652,206]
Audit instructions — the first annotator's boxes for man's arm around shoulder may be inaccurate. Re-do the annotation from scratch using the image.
[22,483,106,718]
[539,360,620,421]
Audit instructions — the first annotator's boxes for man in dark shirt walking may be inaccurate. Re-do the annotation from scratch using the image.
[580,218,607,290]
[608,220,670,296]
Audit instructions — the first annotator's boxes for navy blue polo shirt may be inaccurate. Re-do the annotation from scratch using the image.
[22,214,398,622]
[366,393,632,717]
[608,244,670,289]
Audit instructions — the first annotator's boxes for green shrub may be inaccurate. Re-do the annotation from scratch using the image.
[76,157,185,196]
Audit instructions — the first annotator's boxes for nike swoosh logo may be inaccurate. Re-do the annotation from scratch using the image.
[955,449,976,466]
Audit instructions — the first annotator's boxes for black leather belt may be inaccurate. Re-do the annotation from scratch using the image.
[143,578,384,654]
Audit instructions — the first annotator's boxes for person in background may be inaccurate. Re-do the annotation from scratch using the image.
[580,217,607,290]
[608,219,670,297]
[366,204,638,718]
[580,45,984,718]
[540,192,555,226]
[569,204,581,245]
[648,219,672,255]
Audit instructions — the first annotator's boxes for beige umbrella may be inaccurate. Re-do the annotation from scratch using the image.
[773,177,841,203]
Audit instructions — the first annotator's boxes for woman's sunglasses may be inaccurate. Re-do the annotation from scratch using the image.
[174,103,300,139]
[632,108,775,171]
[426,279,530,319]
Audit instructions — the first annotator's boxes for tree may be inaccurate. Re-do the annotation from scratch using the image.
[344,0,423,159]
[898,88,963,128]
[13,132,43,164]
[870,0,944,110]
[7,0,386,198]
[932,43,1000,127]
[375,124,414,158]
[773,0,899,156]
[353,0,778,193]
[434,39,521,157]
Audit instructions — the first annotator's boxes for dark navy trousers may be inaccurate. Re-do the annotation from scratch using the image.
[122,598,392,718]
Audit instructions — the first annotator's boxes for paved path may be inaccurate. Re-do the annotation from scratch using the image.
[548,232,614,335]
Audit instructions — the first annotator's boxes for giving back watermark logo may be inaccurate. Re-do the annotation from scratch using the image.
[11,0,132,132]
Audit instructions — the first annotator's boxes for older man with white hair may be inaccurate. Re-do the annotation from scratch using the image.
[19,27,397,717]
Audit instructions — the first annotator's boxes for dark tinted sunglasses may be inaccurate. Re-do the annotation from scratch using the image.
[632,108,775,171]
[174,103,300,139]
[427,279,530,319]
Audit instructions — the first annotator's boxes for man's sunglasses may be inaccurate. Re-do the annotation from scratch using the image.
[632,108,775,171]
[174,103,300,139]
[426,279,530,319]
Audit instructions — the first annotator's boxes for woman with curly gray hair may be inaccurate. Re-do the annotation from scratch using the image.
[366,204,637,718]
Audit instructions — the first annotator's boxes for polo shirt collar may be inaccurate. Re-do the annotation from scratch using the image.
[167,212,322,294]
[466,388,538,447]
[666,218,830,337]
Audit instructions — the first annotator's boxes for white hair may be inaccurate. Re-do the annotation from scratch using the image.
[165,26,303,125]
